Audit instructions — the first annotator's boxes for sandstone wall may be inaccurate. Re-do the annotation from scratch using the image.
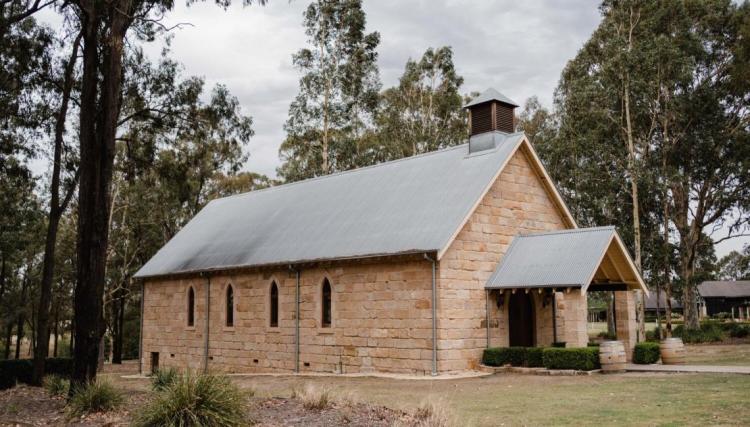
[437,146,575,371]
[141,256,435,375]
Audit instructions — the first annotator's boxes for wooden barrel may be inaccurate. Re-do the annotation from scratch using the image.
[599,340,626,373]
[660,338,686,365]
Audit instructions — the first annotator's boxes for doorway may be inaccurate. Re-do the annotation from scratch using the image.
[509,291,535,347]
[150,352,159,374]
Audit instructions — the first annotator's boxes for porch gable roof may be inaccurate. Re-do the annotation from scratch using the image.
[485,226,647,294]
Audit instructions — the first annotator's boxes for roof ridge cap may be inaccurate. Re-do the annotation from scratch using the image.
[518,225,615,238]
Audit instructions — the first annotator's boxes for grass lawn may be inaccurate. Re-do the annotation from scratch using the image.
[588,321,658,338]
[685,343,750,366]
[224,372,750,426]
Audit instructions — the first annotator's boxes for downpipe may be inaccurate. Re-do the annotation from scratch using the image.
[202,273,211,373]
[424,253,437,376]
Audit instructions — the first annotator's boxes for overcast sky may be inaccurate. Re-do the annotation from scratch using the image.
[141,0,603,178]
[35,0,748,257]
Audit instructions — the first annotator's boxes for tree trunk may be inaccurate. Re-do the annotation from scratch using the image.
[72,4,129,387]
[15,271,29,359]
[53,307,59,358]
[607,292,616,336]
[663,191,672,337]
[681,247,700,329]
[14,315,23,359]
[111,287,125,364]
[33,33,82,384]
[3,323,12,359]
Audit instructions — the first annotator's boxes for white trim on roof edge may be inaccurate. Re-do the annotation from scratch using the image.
[436,136,578,260]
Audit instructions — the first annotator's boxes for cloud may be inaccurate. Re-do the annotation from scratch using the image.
[136,0,601,179]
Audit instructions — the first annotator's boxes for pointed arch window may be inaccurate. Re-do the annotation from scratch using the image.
[226,284,234,327]
[270,281,279,327]
[187,286,195,327]
[322,278,332,328]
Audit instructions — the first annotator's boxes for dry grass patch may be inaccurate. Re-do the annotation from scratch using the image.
[293,384,335,411]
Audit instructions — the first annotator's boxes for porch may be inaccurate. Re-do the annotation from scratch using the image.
[483,227,648,358]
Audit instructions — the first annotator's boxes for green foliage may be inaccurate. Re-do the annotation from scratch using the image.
[374,46,467,161]
[633,342,660,364]
[673,322,725,343]
[717,247,750,280]
[67,379,124,417]
[726,323,750,338]
[133,371,247,427]
[542,348,600,371]
[0,358,73,390]
[279,0,381,181]
[42,374,70,396]
[482,347,545,368]
[151,368,178,391]
[597,331,617,340]
[526,347,545,368]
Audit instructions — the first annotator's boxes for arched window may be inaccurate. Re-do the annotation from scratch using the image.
[270,281,279,327]
[322,278,332,328]
[226,285,234,327]
[187,286,195,327]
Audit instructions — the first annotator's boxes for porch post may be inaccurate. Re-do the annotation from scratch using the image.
[485,290,490,348]
[614,290,637,361]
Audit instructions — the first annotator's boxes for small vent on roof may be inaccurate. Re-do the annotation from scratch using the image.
[464,88,519,153]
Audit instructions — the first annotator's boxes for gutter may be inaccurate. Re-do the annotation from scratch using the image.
[202,273,211,373]
[289,265,300,373]
[424,253,437,376]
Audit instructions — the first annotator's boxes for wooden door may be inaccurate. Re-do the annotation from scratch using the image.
[509,292,535,347]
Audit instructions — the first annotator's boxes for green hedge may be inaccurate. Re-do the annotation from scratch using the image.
[633,342,660,364]
[673,322,725,343]
[482,347,545,367]
[526,347,544,367]
[0,358,73,390]
[542,347,600,371]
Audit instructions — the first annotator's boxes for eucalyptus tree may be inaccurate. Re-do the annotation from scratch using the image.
[104,49,256,363]
[374,46,466,162]
[278,0,381,181]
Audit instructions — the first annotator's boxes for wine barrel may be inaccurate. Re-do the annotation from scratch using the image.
[660,338,686,365]
[599,340,626,373]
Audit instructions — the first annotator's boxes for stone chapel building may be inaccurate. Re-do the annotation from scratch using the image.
[135,88,647,376]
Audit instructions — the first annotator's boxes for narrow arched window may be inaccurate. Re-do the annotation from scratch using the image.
[187,287,195,327]
[270,281,279,327]
[226,285,234,327]
[322,279,332,328]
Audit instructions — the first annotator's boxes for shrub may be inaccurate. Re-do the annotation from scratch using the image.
[525,347,544,367]
[673,322,725,343]
[482,347,545,367]
[0,358,73,390]
[68,379,124,417]
[552,342,566,348]
[42,374,70,396]
[633,342,660,364]
[597,331,617,340]
[542,347,600,371]
[725,323,750,338]
[133,371,247,427]
[482,347,511,366]
[413,397,454,427]
[151,368,178,391]
[299,384,334,411]
[587,342,600,347]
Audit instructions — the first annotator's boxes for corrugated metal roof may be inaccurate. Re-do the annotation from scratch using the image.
[135,132,526,279]
[645,293,682,310]
[464,87,519,108]
[698,281,750,298]
[485,226,616,289]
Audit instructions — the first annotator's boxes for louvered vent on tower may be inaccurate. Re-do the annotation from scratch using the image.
[464,88,520,153]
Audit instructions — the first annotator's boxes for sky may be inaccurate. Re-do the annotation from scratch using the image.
[36,0,748,257]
